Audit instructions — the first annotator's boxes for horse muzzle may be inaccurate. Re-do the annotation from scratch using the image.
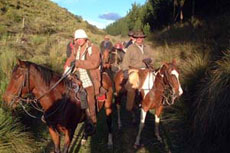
[2,93,19,109]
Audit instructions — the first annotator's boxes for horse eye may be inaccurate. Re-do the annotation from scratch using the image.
[13,72,22,79]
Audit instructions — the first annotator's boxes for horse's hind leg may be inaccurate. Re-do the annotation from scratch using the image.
[116,102,122,129]
[63,129,74,153]
[81,132,88,145]
[105,87,113,148]
[48,127,60,153]
[155,106,163,142]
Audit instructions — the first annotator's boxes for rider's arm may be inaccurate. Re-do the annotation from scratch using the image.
[120,47,132,71]
[64,46,76,72]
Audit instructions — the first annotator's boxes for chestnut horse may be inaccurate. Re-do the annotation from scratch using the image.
[2,59,113,153]
[114,61,183,147]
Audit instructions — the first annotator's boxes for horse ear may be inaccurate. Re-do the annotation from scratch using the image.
[16,58,26,68]
[172,59,177,65]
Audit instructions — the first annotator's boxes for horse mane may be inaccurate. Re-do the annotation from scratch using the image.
[25,61,60,85]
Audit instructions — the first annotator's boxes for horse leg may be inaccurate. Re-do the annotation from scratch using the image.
[81,132,88,145]
[115,95,122,129]
[48,127,60,153]
[155,106,163,142]
[126,88,136,124]
[134,108,147,148]
[105,88,113,148]
[114,82,123,129]
[63,129,74,153]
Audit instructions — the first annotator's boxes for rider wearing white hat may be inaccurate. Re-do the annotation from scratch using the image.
[64,29,101,135]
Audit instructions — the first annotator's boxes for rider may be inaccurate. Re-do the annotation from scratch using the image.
[100,35,113,54]
[120,30,154,111]
[64,29,103,135]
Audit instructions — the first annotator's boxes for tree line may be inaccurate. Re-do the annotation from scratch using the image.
[105,0,230,36]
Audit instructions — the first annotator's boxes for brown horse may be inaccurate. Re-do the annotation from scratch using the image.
[2,59,113,153]
[114,60,183,147]
[101,44,125,76]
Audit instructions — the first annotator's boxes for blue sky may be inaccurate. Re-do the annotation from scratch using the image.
[51,0,146,29]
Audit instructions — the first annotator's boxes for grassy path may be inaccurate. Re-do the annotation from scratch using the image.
[62,101,171,153]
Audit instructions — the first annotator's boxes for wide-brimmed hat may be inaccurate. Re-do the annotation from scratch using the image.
[104,35,110,39]
[128,31,134,37]
[74,29,88,39]
[133,31,146,38]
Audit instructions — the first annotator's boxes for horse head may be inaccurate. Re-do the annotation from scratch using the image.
[158,60,183,104]
[3,59,33,108]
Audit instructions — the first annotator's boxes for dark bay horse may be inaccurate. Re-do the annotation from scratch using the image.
[114,61,183,147]
[2,59,113,153]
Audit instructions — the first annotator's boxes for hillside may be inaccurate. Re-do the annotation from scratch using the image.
[0,0,104,37]
[0,0,106,74]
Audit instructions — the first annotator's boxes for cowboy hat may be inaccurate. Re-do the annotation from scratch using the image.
[133,31,146,38]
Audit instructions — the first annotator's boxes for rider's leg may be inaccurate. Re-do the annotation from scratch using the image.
[125,83,136,112]
[85,86,97,124]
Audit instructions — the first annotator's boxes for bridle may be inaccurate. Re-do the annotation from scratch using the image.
[8,64,74,119]
[160,66,179,105]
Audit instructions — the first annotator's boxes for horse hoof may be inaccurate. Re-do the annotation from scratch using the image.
[133,143,144,149]
[107,143,113,149]
[81,139,87,145]
[133,144,139,149]
[132,120,137,125]
[118,124,122,130]
[157,137,163,143]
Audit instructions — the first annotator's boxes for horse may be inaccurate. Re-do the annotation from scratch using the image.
[2,59,114,153]
[114,60,183,148]
[101,43,125,77]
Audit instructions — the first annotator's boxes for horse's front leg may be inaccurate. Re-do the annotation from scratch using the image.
[134,108,147,148]
[126,88,136,124]
[115,96,122,129]
[48,127,60,153]
[155,106,163,142]
[63,128,74,153]
[104,88,113,148]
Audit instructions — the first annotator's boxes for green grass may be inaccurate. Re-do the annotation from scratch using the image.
[0,108,37,153]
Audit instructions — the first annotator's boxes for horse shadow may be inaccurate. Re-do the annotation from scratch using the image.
[65,93,172,153]
[68,97,168,153]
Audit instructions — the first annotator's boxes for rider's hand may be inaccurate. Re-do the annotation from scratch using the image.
[70,60,76,67]
[142,58,152,65]
[123,70,129,79]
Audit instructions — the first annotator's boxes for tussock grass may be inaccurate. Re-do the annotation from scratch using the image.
[0,49,16,78]
[0,109,36,153]
[190,50,230,153]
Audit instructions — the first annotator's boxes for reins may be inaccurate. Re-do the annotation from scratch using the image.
[11,64,75,119]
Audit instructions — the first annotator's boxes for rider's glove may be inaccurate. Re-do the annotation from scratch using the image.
[123,69,129,80]
[142,58,152,65]
[70,60,76,68]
